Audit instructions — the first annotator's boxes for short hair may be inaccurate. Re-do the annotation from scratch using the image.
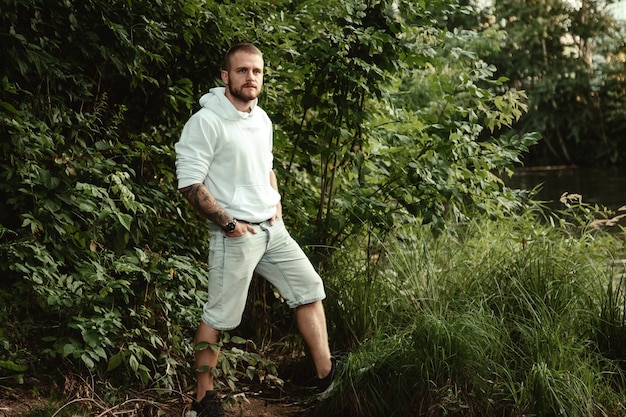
[223,43,263,70]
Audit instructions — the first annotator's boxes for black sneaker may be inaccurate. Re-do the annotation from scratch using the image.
[316,357,337,393]
[186,390,225,417]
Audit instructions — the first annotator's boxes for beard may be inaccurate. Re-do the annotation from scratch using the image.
[227,83,260,103]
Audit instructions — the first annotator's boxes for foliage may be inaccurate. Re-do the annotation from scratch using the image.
[262,0,537,257]
[594,26,626,163]
[0,0,273,391]
[0,0,548,408]
[194,332,282,395]
[318,205,626,416]
[479,0,626,165]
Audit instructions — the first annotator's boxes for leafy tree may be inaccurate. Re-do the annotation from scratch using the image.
[256,0,537,264]
[594,19,626,162]
[482,0,626,165]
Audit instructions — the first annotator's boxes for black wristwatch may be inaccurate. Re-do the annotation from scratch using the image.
[224,218,237,233]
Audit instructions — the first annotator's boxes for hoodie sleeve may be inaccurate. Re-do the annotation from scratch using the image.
[175,111,217,189]
[268,124,274,169]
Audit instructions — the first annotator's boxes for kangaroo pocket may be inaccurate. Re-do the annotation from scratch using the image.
[230,184,280,213]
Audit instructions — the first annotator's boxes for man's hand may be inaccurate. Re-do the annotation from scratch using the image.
[270,201,282,226]
[269,170,282,226]
[227,221,257,237]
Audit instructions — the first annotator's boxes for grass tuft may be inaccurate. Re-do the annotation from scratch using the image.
[320,212,626,416]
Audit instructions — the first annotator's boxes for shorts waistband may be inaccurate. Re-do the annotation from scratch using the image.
[237,218,271,225]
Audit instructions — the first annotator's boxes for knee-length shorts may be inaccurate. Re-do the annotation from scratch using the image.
[203,219,326,330]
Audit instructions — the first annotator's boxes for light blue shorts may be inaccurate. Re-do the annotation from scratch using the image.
[203,219,326,330]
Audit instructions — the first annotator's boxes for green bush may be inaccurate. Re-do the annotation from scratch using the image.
[0,0,267,391]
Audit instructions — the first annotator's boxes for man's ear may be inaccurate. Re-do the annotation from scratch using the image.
[221,70,229,85]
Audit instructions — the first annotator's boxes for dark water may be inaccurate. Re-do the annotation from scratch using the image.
[504,166,626,211]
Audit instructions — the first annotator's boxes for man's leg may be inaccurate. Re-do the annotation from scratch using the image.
[255,220,333,380]
[194,321,221,401]
[295,300,333,379]
[197,223,265,401]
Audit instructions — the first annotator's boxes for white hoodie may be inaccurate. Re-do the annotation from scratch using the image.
[175,87,280,223]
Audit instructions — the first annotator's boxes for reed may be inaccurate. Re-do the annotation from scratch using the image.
[320,213,626,416]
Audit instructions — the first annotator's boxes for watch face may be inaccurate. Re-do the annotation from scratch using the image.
[225,219,237,233]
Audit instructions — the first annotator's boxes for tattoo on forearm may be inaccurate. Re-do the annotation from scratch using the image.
[180,184,231,226]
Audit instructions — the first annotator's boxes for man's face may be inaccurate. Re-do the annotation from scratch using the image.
[221,51,264,104]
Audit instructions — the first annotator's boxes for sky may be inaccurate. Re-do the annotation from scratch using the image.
[608,0,626,19]
[475,0,626,19]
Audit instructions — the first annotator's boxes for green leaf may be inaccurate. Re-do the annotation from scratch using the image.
[107,352,123,372]
[81,353,95,369]
[0,360,29,372]
[129,354,139,372]
[230,336,247,345]
[116,212,133,231]
[194,341,211,351]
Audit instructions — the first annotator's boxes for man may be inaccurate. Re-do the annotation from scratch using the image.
[175,43,335,417]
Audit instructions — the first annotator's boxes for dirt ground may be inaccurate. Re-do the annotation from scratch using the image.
[221,395,309,417]
[0,390,310,417]
[0,352,326,417]
[0,397,306,417]
[0,378,314,417]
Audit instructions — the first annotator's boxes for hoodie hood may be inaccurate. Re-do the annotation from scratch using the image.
[198,87,259,121]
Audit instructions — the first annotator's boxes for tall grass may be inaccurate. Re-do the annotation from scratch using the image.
[320,212,626,416]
